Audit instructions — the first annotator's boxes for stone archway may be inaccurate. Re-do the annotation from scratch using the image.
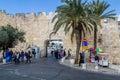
[44,31,64,57]
[44,39,63,57]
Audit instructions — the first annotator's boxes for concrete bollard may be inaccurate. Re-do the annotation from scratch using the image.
[61,57,65,63]
[70,59,75,65]
[82,63,86,69]
[3,59,6,64]
[95,61,99,71]
[95,66,99,70]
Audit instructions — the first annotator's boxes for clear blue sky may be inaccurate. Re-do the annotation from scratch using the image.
[0,0,119,15]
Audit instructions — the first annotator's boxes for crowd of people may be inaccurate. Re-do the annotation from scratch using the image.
[79,49,100,67]
[2,48,36,64]
[50,48,72,60]
[1,47,100,67]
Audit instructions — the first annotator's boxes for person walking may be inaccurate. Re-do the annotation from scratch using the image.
[13,51,17,64]
[32,49,36,58]
[13,51,20,64]
[20,50,25,62]
[25,50,31,64]
[79,52,85,66]
[54,49,59,59]
[63,49,66,57]
[95,53,99,66]
[5,49,10,62]
[16,52,20,64]
[51,50,54,57]
[9,49,13,62]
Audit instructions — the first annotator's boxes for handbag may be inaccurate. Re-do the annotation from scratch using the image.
[29,53,32,58]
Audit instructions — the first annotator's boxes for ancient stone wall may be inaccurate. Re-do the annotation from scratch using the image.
[0,10,76,57]
[97,18,120,64]
[0,10,120,64]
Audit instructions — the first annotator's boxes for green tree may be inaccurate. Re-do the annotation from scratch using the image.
[0,24,26,50]
[0,31,9,50]
[52,0,94,63]
[89,0,116,49]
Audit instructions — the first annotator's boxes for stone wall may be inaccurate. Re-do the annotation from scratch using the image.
[0,10,76,57]
[99,18,120,64]
[0,10,120,64]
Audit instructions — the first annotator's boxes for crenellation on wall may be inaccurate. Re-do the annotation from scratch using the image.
[47,12,56,19]
[16,13,25,18]
[48,12,54,16]
[42,12,47,16]
[7,14,14,18]
[38,12,43,16]
[26,12,36,18]
[0,10,6,13]
[38,12,47,16]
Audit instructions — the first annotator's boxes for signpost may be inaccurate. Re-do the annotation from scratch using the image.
[81,38,88,69]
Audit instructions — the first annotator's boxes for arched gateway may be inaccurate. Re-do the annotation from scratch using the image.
[44,39,63,57]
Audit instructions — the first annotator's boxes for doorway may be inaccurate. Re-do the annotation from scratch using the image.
[44,39,63,57]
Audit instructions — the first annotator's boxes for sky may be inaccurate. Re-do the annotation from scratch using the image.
[0,0,120,15]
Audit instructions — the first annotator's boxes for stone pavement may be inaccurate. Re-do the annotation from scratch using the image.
[0,58,120,80]
[0,62,12,65]
[59,59,120,75]
[109,64,120,71]
[0,58,120,76]
[0,59,120,76]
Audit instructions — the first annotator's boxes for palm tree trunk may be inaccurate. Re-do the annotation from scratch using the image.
[94,24,97,50]
[75,31,82,64]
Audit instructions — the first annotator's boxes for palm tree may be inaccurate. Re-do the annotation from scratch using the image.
[52,0,94,63]
[89,0,116,50]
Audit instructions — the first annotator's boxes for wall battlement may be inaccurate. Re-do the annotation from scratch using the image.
[0,10,6,13]
[16,13,25,18]
[0,10,55,19]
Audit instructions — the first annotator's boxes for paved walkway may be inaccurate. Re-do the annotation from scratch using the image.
[59,59,120,75]
[0,58,120,75]
[0,58,120,80]
[0,62,12,65]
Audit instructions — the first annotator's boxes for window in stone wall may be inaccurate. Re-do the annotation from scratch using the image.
[118,26,120,30]
[104,18,108,23]
[118,21,120,30]
[118,21,120,25]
